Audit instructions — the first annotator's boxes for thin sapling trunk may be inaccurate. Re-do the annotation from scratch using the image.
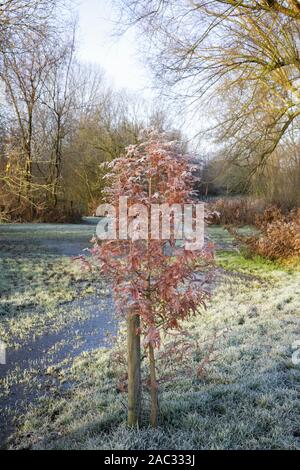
[149,343,158,428]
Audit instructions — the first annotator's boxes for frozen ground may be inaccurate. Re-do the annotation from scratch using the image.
[0,222,299,450]
[0,219,116,448]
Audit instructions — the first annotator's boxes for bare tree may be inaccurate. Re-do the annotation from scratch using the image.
[116,0,300,167]
[0,1,60,58]
[40,30,77,207]
[0,33,61,213]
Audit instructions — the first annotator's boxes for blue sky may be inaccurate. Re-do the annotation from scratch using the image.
[76,0,151,93]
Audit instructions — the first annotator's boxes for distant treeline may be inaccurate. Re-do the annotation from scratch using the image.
[0,1,184,222]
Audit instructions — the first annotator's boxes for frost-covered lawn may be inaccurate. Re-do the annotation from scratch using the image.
[0,222,108,348]
[0,221,114,448]
[2,225,299,450]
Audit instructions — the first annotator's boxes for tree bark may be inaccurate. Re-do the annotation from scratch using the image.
[149,343,158,428]
[127,313,141,427]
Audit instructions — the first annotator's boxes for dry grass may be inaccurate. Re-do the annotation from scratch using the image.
[207,198,267,226]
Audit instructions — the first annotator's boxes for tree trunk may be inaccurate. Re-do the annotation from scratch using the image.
[52,115,62,208]
[149,343,158,428]
[127,313,141,427]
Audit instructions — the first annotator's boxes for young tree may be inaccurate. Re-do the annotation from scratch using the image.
[85,130,214,427]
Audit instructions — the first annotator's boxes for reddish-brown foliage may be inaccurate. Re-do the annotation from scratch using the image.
[208,197,267,226]
[80,130,215,426]
[230,207,300,262]
[87,130,214,344]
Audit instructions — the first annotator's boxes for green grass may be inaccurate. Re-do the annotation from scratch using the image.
[209,225,298,277]
[8,226,300,450]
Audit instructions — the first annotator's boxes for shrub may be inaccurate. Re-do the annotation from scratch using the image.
[37,207,83,224]
[0,195,83,223]
[253,205,283,228]
[207,197,266,226]
[229,207,300,262]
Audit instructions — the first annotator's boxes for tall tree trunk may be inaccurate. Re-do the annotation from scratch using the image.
[127,313,141,427]
[24,145,33,219]
[52,114,62,208]
[149,343,158,428]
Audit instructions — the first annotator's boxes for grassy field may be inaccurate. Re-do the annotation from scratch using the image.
[1,224,299,449]
[0,221,115,447]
